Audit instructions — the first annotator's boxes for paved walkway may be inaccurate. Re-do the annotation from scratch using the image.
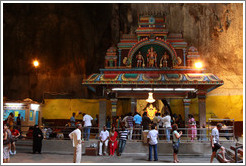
[9,152,219,163]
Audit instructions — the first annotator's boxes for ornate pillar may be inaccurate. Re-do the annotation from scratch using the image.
[130,98,136,114]
[198,91,207,128]
[99,99,107,130]
[183,48,186,66]
[110,99,118,117]
[183,99,191,125]
[118,49,122,67]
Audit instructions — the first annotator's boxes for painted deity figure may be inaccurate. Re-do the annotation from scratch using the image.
[160,52,169,68]
[136,51,145,67]
[146,104,157,120]
[147,47,157,68]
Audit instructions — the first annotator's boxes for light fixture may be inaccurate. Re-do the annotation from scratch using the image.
[133,88,152,91]
[194,61,203,69]
[33,60,39,68]
[112,88,132,91]
[154,88,174,91]
[174,88,196,91]
[146,92,155,103]
[31,104,40,110]
[5,103,24,106]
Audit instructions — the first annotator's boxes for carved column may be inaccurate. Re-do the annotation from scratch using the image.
[130,98,136,114]
[99,99,107,131]
[110,99,118,117]
[118,49,122,67]
[183,99,191,125]
[198,91,207,128]
[183,48,186,66]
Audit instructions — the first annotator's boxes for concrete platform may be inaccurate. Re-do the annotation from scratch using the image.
[9,152,219,163]
[16,139,237,156]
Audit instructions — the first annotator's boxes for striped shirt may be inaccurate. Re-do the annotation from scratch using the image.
[119,129,129,140]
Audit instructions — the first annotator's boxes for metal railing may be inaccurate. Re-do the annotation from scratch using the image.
[16,123,235,142]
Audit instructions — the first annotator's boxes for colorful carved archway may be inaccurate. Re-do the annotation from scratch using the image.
[127,38,178,67]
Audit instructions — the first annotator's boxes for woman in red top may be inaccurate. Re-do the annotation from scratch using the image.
[11,126,20,155]
[109,126,118,156]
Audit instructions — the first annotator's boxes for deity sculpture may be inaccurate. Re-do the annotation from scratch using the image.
[147,47,157,68]
[136,51,145,68]
[146,104,157,120]
[160,52,169,68]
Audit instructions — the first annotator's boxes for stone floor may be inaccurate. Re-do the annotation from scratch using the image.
[9,152,219,163]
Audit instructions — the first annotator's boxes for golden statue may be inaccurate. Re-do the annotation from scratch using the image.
[146,104,157,120]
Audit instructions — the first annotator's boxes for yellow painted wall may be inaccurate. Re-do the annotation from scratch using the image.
[170,95,243,122]
[41,99,100,119]
[41,99,131,119]
[41,95,243,122]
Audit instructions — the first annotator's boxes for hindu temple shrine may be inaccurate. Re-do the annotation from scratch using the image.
[82,14,224,128]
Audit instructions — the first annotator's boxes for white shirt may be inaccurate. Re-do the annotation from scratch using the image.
[83,114,93,127]
[147,129,158,145]
[162,115,171,128]
[99,130,109,141]
[69,128,81,147]
[211,127,219,144]
[173,130,180,142]
[157,116,163,126]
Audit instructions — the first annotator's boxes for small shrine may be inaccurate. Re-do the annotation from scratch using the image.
[82,14,224,127]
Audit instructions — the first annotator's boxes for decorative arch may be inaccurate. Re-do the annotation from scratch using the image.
[127,38,178,67]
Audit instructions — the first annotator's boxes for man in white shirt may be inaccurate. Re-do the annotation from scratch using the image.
[210,123,230,163]
[147,124,158,161]
[69,123,83,163]
[98,126,109,156]
[162,112,172,141]
[83,113,93,141]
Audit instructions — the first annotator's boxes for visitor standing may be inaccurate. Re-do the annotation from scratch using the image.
[3,123,11,163]
[210,123,230,163]
[7,113,15,130]
[126,113,134,140]
[157,113,163,134]
[142,112,151,131]
[10,126,20,155]
[122,114,128,128]
[147,124,158,161]
[188,114,197,141]
[70,112,76,128]
[16,114,22,131]
[83,113,93,141]
[106,116,111,132]
[172,124,182,163]
[162,112,172,141]
[133,112,142,140]
[69,123,83,163]
[118,126,129,156]
[109,127,118,156]
[33,125,43,154]
[152,113,160,127]
[99,126,109,156]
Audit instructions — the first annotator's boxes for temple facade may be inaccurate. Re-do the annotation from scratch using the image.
[82,15,224,129]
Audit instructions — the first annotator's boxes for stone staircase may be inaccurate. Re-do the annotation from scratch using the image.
[216,143,243,163]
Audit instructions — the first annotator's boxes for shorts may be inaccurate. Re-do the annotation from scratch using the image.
[173,142,180,154]
[3,145,10,159]
[212,143,221,152]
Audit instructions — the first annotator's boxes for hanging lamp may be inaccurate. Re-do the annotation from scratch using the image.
[146,92,155,103]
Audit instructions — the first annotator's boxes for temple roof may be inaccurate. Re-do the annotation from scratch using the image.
[82,73,223,93]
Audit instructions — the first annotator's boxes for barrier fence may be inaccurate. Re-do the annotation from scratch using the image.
[16,119,235,142]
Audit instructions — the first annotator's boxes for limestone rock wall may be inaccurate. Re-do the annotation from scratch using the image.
[3,3,243,101]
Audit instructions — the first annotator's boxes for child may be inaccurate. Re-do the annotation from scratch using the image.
[172,124,182,163]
